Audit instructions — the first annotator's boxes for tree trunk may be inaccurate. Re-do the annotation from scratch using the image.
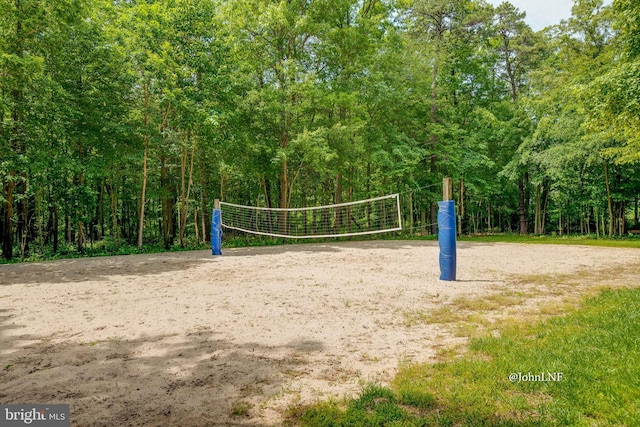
[262,176,273,234]
[429,180,437,235]
[559,206,562,236]
[194,208,199,244]
[201,198,207,244]
[518,176,527,234]
[2,175,15,260]
[0,202,4,254]
[585,209,590,235]
[179,129,195,247]
[541,183,549,235]
[2,9,26,261]
[52,202,59,254]
[279,148,288,233]
[137,79,152,249]
[18,180,30,258]
[302,184,307,236]
[219,173,224,202]
[429,175,437,234]
[198,157,209,243]
[161,156,174,249]
[36,187,43,251]
[366,162,371,228]
[604,159,613,238]
[179,131,186,246]
[110,175,119,248]
[98,180,105,240]
[73,171,85,253]
[458,180,465,235]
[137,142,148,249]
[77,220,85,253]
[334,174,343,233]
[346,169,353,234]
[409,191,414,236]
[534,184,542,234]
[429,16,442,236]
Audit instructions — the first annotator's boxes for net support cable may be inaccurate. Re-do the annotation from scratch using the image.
[219,194,402,239]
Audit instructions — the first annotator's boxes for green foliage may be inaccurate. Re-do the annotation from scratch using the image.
[2,0,640,261]
[0,238,209,265]
[613,0,640,58]
[587,61,640,164]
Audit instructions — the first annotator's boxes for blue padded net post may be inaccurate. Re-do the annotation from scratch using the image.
[438,200,456,281]
[211,208,222,256]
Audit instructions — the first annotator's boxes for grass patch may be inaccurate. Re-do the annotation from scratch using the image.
[459,233,640,248]
[453,316,496,338]
[403,306,466,326]
[293,385,408,426]
[289,287,640,426]
[452,291,525,311]
[224,232,640,250]
[404,291,528,329]
[230,401,252,417]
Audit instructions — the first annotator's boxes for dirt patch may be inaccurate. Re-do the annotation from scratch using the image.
[1,241,638,425]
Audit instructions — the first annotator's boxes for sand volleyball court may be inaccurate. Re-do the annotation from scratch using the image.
[1,240,639,425]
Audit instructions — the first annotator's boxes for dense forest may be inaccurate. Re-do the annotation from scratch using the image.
[1,0,639,260]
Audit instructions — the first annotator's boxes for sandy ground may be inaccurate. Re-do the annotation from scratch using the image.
[1,240,639,426]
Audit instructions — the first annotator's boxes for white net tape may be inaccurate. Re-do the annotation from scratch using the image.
[220,194,402,239]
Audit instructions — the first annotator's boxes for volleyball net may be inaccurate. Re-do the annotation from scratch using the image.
[218,194,402,239]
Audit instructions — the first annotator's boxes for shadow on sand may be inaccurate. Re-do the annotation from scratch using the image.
[221,239,441,257]
[0,251,214,286]
[0,307,322,426]
[0,239,498,286]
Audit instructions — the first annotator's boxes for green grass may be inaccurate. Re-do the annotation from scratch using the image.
[459,233,640,248]
[230,401,252,417]
[288,288,640,426]
[224,231,640,250]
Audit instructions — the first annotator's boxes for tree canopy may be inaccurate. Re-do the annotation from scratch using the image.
[1,0,639,260]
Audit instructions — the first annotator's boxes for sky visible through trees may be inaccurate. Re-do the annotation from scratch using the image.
[486,0,613,31]
[1,0,639,260]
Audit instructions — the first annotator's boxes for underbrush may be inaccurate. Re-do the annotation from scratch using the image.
[0,239,210,264]
[2,231,639,264]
